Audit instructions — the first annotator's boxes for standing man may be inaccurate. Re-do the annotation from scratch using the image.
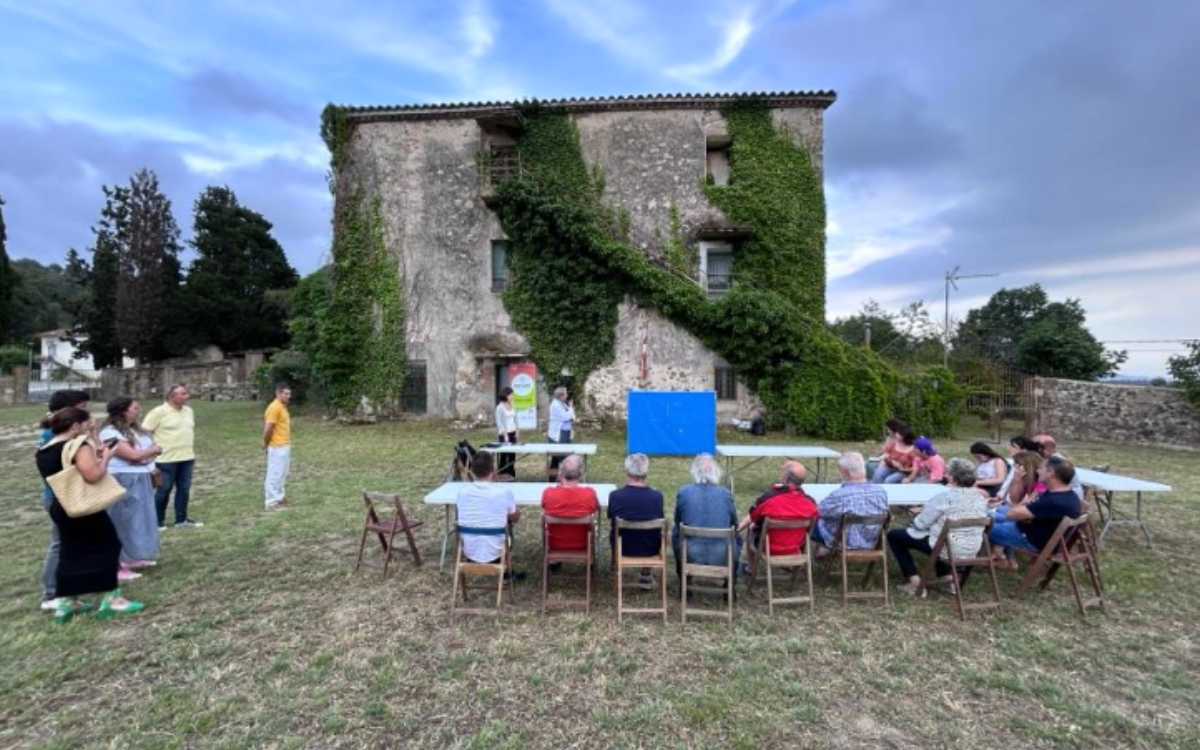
[263,383,292,511]
[143,384,201,529]
[546,386,575,481]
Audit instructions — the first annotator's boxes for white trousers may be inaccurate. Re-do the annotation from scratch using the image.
[265,445,291,507]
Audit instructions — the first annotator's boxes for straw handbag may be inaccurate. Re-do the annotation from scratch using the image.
[47,435,126,518]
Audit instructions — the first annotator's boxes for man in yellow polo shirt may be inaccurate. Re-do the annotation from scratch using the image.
[263,383,292,511]
[143,384,202,529]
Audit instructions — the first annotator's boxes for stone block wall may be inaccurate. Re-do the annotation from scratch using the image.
[99,361,258,402]
[1029,377,1200,450]
[343,103,821,422]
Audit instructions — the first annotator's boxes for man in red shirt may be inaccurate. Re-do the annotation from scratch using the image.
[541,454,599,552]
[738,461,819,565]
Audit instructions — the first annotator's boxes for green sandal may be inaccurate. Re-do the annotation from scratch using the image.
[95,590,145,620]
[52,599,94,624]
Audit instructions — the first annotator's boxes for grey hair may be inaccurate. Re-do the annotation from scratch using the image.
[689,453,722,485]
[560,454,583,481]
[553,386,568,400]
[946,457,977,488]
[838,451,866,478]
[624,453,649,479]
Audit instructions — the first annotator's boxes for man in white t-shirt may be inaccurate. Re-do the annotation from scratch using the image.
[455,451,521,564]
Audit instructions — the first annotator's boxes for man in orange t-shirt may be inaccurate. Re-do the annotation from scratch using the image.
[541,454,598,552]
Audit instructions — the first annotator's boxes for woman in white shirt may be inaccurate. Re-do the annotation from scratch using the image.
[494,387,518,478]
[546,386,575,481]
[100,397,163,574]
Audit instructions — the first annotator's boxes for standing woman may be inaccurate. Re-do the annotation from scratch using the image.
[36,407,144,621]
[546,386,576,481]
[494,387,519,479]
[100,397,163,576]
[971,442,1008,497]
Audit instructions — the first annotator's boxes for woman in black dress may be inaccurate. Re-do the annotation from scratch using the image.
[36,407,145,622]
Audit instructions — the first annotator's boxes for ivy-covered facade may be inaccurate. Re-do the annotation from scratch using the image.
[330,93,960,437]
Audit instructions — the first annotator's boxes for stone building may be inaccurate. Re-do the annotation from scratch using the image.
[336,91,836,424]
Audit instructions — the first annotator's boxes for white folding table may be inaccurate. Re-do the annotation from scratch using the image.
[716,444,842,496]
[1074,468,1172,546]
[480,442,598,480]
[424,481,616,570]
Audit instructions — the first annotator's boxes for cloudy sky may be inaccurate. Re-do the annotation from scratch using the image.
[2,0,1197,375]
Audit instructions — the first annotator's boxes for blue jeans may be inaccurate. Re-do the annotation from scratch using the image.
[872,464,905,484]
[989,507,1037,554]
[155,460,195,525]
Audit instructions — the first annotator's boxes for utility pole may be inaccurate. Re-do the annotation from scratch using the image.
[943,266,999,366]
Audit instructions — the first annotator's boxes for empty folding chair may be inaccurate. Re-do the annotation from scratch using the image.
[353,490,423,578]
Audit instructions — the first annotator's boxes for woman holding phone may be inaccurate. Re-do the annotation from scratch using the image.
[100,397,163,579]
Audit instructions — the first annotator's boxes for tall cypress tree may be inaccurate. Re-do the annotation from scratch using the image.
[70,191,124,369]
[112,169,182,362]
[0,195,17,343]
[183,186,297,352]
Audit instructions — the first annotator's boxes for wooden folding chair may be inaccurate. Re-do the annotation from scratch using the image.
[450,525,516,618]
[680,524,736,623]
[745,518,815,615]
[1014,514,1105,616]
[818,512,891,608]
[353,491,424,578]
[541,513,596,615]
[614,518,668,623]
[919,517,1001,620]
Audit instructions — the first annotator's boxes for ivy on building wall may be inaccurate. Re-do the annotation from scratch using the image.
[315,104,408,415]
[702,99,827,321]
[492,101,962,438]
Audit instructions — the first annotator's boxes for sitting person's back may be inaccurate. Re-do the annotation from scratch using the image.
[608,453,664,557]
[672,454,740,569]
[739,460,818,556]
[456,452,519,563]
[989,455,1082,556]
[813,451,889,550]
[541,454,598,552]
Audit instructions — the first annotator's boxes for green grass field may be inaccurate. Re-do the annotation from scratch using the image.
[1,402,1198,749]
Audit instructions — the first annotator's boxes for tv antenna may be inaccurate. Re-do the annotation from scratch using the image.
[944,266,999,366]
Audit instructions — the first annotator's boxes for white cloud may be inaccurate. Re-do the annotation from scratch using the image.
[665,12,755,85]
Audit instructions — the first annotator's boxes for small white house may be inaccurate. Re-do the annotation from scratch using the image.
[36,330,135,378]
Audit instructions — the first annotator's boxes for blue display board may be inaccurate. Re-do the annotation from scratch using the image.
[627,391,716,456]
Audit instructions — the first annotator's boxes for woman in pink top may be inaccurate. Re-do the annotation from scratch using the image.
[903,437,945,484]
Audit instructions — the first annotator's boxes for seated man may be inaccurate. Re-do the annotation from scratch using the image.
[738,461,818,567]
[672,454,741,584]
[455,451,521,569]
[608,453,665,587]
[989,455,1082,559]
[811,451,889,552]
[1033,433,1084,500]
[541,454,599,556]
[903,437,945,484]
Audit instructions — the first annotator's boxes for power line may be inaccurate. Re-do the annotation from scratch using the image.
[1101,339,1196,344]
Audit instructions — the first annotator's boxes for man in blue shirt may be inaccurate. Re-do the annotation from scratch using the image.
[810,451,890,553]
[990,456,1082,554]
[608,453,664,587]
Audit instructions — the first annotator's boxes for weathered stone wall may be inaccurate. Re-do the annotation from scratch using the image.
[0,374,15,406]
[343,104,822,423]
[1029,377,1200,450]
[99,360,256,402]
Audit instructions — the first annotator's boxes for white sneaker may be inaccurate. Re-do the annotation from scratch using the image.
[41,597,64,612]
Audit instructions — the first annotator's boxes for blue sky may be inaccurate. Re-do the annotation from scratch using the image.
[2,0,1198,376]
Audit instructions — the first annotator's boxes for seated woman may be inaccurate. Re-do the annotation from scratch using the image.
[872,424,917,484]
[1002,451,1044,508]
[887,458,990,596]
[902,437,945,484]
[996,436,1040,499]
[971,442,1008,497]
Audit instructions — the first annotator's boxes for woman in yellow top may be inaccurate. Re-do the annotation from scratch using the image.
[263,383,292,511]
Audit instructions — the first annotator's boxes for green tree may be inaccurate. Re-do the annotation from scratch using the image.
[830,300,943,365]
[6,258,84,345]
[71,194,124,369]
[954,284,1125,380]
[1167,340,1200,409]
[111,169,184,362]
[181,186,298,353]
[0,195,16,343]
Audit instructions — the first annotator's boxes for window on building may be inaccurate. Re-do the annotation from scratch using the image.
[699,241,734,298]
[491,240,510,292]
[714,363,738,401]
[705,135,731,187]
[401,360,427,414]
